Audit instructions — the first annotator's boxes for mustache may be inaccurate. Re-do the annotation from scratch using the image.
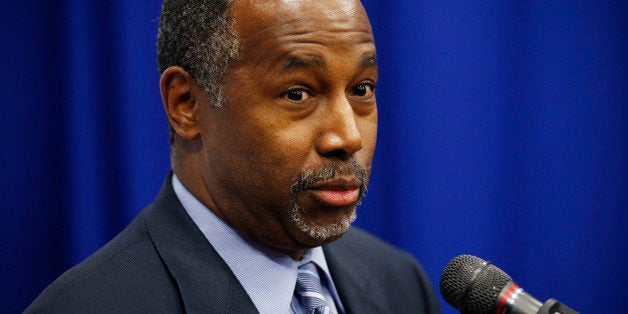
[290,159,370,195]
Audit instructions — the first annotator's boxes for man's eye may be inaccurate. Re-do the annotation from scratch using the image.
[352,83,375,97]
[283,88,311,102]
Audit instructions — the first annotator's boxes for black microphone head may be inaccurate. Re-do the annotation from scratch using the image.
[440,255,512,314]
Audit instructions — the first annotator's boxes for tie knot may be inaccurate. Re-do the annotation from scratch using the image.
[295,262,330,314]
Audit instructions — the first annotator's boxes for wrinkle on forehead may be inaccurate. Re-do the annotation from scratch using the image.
[235,0,368,18]
[232,0,373,42]
[272,0,370,25]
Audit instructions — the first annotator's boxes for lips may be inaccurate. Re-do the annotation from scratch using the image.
[307,177,361,207]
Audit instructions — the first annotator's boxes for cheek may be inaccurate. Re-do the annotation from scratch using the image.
[222,116,315,195]
[244,120,311,166]
[357,113,378,160]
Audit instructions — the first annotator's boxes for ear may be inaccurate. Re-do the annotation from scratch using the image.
[160,66,202,140]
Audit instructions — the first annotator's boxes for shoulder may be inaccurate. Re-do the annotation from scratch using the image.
[329,227,418,268]
[325,227,441,313]
[25,210,182,313]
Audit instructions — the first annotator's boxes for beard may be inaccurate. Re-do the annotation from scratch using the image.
[289,159,369,241]
[290,203,357,241]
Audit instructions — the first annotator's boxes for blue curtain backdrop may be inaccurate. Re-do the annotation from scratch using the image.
[2,1,626,313]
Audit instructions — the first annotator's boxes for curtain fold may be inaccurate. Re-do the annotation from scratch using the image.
[2,1,626,313]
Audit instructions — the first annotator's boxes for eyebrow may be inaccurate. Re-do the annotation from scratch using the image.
[279,53,377,74]
[281,55,326,73]
[359,54,377,68]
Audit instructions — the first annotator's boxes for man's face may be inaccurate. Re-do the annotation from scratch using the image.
[197,0,377,257]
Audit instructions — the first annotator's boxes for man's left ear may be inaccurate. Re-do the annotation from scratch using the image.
[160,66,202,140]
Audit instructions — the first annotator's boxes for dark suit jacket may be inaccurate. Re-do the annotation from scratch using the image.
[26,174,441,313]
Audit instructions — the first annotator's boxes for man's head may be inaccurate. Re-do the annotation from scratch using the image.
[159,0,378,260]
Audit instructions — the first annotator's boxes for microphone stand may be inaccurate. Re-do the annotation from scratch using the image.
[538,299,578,314]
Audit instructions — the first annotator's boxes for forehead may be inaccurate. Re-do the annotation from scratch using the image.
[231,0,374,55]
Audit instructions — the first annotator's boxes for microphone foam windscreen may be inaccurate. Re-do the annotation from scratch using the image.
[440,255,512,314]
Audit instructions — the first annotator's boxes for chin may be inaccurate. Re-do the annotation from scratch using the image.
[290,204,357,244]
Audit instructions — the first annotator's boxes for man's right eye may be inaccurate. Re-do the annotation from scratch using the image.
[282,88,311,102]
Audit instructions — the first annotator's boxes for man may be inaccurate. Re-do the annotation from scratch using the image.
[27,0,440,313]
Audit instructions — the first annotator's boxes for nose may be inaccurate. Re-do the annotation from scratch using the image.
[316,96,363,160]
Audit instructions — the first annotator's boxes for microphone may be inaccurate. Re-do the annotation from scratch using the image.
[439,255,578,314]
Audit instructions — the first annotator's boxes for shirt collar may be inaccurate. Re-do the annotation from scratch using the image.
[172,175,339,313]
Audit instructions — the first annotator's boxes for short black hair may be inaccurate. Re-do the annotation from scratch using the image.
[157,0,239,144]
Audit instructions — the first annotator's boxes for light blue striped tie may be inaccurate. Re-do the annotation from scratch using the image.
[295,262,331,314]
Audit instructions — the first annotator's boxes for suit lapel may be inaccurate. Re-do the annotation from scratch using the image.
[323,229,389,314]
[145,174,258,313]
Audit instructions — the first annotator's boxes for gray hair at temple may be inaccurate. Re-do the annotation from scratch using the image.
[157,0,239,144]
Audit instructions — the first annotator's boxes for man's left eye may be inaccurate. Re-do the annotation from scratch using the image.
[282,88,311,103]
[352,83,375,97]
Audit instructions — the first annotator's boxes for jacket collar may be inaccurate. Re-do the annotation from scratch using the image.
[324,230,388,314]
[144,173,258,313]
[144,173,385,313]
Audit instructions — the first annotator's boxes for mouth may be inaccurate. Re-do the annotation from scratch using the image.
[307,176,361,207]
